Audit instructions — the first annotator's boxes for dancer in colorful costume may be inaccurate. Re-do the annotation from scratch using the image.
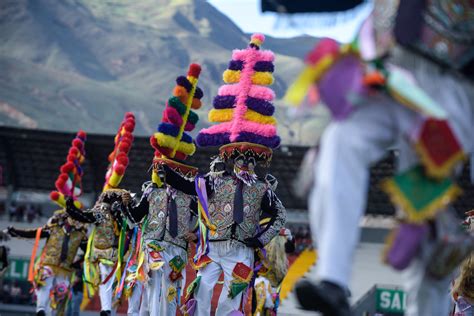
[66,113,136,316]
[283,2,474,316]
[163,34,286,316]
[253,228,292,316]
[7,131,89,316]
[122,64,203,316]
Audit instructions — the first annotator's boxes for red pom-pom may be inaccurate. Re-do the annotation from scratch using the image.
[58,173,68,182]
[150,136,158,148]
[123,121,135,132]
[77,130,87,140]
[72,138,83,149]
[55,179,65,191]
[163,107,183,126]
[174,151,187,161]
[67,154,76,162]
[69,147,79,156]
[119,142,131,154]
[125,112,135,119]
[116,153,129,166]
[50,191,60,201]
[60,162,74,173]
[188,63,201,78]
[114,164,126,175]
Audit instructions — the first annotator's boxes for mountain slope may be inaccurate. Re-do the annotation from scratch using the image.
[0,0,323,143]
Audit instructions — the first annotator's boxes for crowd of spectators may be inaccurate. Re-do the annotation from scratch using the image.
[2,202,43,223]
[287,224,313,254]
[0,280,32,305]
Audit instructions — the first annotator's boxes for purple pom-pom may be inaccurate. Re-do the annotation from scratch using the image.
[253,61,274,73]
[196,133,230,147]
[228,60,244,71]
[158,123,180,137]
[245,97,274,116]
[176,76,192,92]
[213,95,236,109]
[235,132,280,149]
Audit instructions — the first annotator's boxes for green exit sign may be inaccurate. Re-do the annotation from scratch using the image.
[5,257,30,280]
[376,287,406,313]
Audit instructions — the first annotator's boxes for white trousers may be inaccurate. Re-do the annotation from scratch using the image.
[309,49,474,315]
[141,242,187,316]
[127,282,143,316]
[36,267,70,314]
[195,241,253,316]
[99,262,115,312]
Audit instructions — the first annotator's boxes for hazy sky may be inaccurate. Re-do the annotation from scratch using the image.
[207,0,373,43]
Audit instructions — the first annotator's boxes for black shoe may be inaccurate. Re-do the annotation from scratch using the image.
[36,310,45,316]
[100,310,111,316]
[295,279,351,316]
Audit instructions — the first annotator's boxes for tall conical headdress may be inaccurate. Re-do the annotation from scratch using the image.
[50,130,87,208]
[150,63,203,182]
[196,33,280,160]
[104,112,135,190]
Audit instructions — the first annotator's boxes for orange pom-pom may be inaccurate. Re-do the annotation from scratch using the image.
[188,63,201,78]
[173,86,188,103]
[191,98,202,110]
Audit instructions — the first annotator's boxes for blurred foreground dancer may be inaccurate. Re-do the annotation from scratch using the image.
[122,63,203,316]
[66,113,136,316]
[8,131,88,316]
[165,34,286,316]
[283,1,474,316]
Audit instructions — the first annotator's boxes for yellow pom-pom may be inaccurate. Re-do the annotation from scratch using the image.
[223,70,241,84]
[252,72,274,85]
[208,109,233,123]
[244,110,277,125]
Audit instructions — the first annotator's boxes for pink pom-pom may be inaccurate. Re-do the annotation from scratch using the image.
[305,38,339,65]
[251,33,265,43]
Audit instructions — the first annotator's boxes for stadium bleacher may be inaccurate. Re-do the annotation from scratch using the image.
[0,126,473,217]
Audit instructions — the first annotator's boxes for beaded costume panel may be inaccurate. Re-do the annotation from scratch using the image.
[145,188,194,249]
[42,225,87,270]
[208,176,268,241]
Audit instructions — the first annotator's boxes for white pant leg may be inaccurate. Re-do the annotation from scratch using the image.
[127,282,143,316]
[148,269,164,316]
[159,244,187,316]
[36,275,54,313]
[99,263,115,312]
[195,260,223,316]
[139,282,149,316]
[311,99,415,288]
[215,245,253,316]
